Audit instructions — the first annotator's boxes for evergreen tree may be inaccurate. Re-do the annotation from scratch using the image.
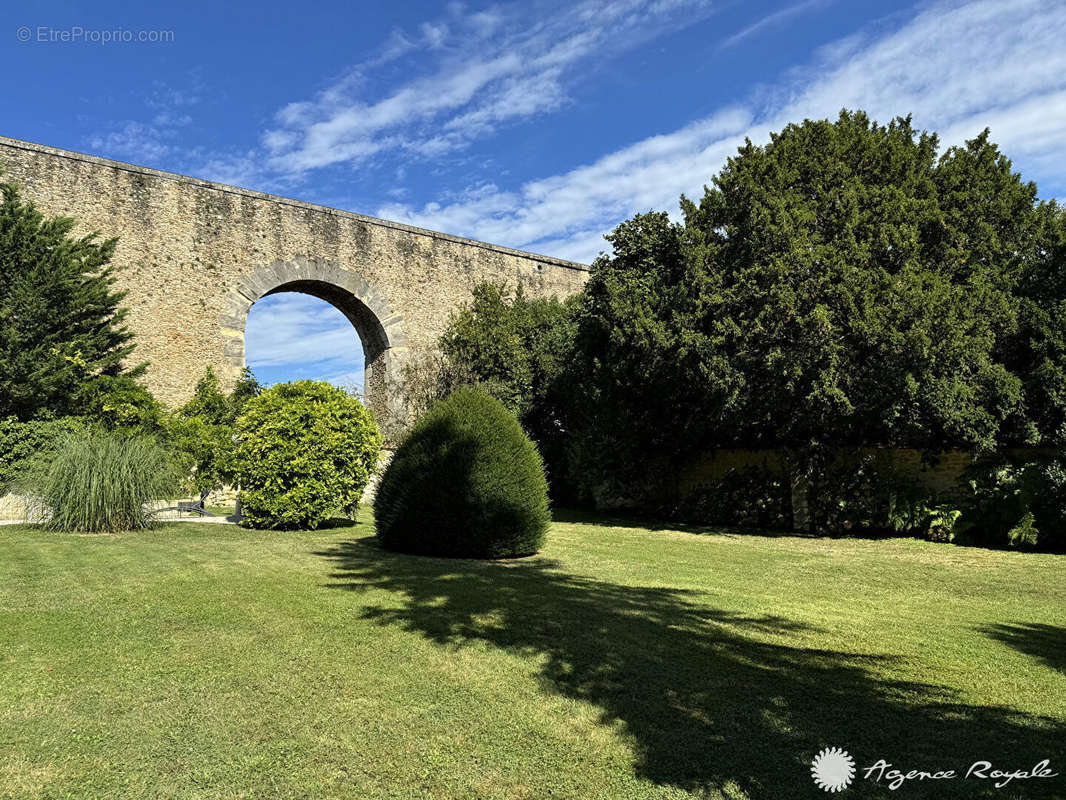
[0,181,139,419]
[169,366,262,494]
[571,111,1065,502]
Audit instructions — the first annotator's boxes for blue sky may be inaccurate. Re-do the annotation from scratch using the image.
[5,0,1066,391]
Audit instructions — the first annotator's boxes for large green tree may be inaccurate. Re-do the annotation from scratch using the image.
[439,283,576,420]
[0,181,140,420]
[572,111,1065,502]
[568,212,711,504]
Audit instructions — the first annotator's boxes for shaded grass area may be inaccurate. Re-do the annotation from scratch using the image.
[0,509,1063,798]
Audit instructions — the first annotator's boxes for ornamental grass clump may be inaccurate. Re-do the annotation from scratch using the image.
[374,387,550,558]
[20,428,182,532]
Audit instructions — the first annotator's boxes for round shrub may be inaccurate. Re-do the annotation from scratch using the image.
[19,428,182,532]
[374,387,550,558]
[229,381,381,530]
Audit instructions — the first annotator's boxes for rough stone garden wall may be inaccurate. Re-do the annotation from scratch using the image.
[0,135,588,420]
[680,448,1048,502]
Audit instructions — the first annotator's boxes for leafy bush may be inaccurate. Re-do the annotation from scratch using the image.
[671,467,790,530]
[229,381,381,530]
[406,282,580,503]
[79,374,167,434]
[374,387,550,558]
[671,457,965,540]
[0,415,84,493]
[439,283,577,419]
[168,367,261,494]
[806,456,960,539]
[921,506,964,543]
[955,461,1066,551]
[18,429,182,532]
[809,458,904,535]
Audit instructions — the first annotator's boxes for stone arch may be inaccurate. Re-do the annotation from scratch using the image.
[217,259,406,419]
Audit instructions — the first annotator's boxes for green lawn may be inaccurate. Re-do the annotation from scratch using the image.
[0,511,1063,799]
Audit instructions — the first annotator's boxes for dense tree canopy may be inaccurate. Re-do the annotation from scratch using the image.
[571,111,1066,499]
[0,181,140,420]
[567,211,702,502]
[439,283,577,423]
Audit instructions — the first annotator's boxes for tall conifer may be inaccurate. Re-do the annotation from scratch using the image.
[0,181,139,419]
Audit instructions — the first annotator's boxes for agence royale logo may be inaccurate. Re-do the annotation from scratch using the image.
[809,747,1060,793]
[811,747,856,792]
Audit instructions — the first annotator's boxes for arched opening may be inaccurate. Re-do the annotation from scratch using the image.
[250,278,389,411]
[245,291,366,396]
[219,261,406,425]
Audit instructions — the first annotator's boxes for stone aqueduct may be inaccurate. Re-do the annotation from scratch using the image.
[0,136,589,420]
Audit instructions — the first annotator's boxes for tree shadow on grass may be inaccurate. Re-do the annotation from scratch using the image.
[315,538,1065,798]
[984,623,1066,677]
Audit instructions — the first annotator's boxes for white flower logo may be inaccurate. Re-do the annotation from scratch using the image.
[811,746,856,792]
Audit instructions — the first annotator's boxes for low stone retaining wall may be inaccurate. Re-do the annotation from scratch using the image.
[680,448,979,500]
[0,493,222,523]
[0,493,33,521]
[1,449,394,523]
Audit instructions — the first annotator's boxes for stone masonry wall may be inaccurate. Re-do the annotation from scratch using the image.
[0,135,589,414]
[680,447,1052,503]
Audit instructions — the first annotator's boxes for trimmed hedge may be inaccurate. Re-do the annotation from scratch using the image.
[374,387,550,558]
[229,381,381,530]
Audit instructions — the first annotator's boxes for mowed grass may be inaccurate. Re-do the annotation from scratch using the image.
[0,510,1063,800]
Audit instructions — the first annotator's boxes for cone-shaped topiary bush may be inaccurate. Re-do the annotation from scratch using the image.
[374,387,550,558]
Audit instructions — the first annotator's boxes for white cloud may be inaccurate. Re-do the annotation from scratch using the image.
[721,0,832,49]
[197,151,264,188]
[88,77,203,166]
[377,107,756,261]
[151,111,192,128]
[91,0,1066,268]
[783,0,1066,146]
[320,370,366,393]
[258,0,716,176]
[89,121,173,164]
[245,294,364,389]
[377,0,1066,263]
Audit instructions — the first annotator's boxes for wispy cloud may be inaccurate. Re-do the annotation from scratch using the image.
[85,0,1066,268]
[377,107,755,261]
[378,0,1066,263]
[257,0,716,177]
[87,78,202,166]
[88,121,175,164]
[721,0,832,49]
